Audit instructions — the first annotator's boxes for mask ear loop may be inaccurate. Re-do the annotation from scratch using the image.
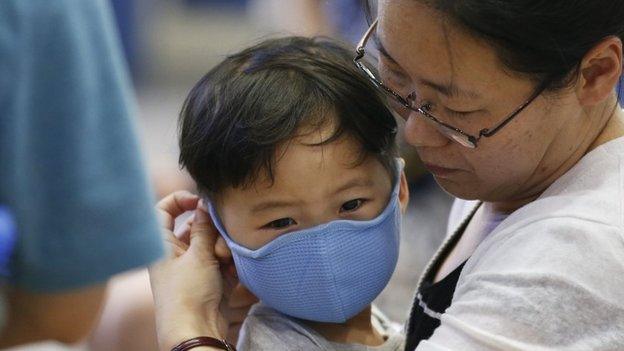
[397,157,406,170]
[392,157,406,196]
[204,199,235,245]
[205,199,260,257]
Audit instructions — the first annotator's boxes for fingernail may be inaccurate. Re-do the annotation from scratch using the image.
[197,199,208,211]
[187,213,196,223]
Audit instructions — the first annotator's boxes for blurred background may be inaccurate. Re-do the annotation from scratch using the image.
[9,1,453,350]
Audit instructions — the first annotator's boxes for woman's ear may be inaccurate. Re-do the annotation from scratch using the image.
[398,169,410,214]
[577,36,623,106]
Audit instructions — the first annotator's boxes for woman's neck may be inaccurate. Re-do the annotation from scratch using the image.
[587,104,624,152]
[303,306,386,346]
[490,102,624,215]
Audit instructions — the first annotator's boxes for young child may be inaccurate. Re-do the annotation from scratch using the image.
[178,36,409,350]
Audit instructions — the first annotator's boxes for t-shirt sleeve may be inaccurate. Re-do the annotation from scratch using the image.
[0,0,164,292]
[415,217,624,350]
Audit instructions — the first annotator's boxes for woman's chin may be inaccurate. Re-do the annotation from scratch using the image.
[432,175,484,201]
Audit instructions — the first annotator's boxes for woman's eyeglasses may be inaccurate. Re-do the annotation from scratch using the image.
[353,19,548,149]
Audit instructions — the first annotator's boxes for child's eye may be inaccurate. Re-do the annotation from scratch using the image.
[340,199,365,213]
[263,218,297,230]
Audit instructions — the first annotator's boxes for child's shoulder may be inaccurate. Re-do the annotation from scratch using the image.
[238,303,405,351]
[238,303,329,351]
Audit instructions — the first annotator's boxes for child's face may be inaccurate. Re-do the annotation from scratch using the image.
[214,123,406,250]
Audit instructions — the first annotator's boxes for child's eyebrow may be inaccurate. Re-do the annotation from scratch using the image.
[251,199,299,213]
[334,178,375,194]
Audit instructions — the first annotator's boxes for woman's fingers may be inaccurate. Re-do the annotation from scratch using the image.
[188,203,219,259]
[154,193,254,343]
[174,222,190,239]
[171,244,187,257]
[173,213,196,239]
[215,236,232,262]
[156,191,199,230]
[150,193,232,347]
[155,191,198,258]
[186,213,196,226]
[157,191,199,215]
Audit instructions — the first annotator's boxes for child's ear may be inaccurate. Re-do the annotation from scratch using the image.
[398,170,409,214]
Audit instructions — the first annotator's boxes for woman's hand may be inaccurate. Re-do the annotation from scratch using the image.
[149,191,257,351]
[171,195,259,343]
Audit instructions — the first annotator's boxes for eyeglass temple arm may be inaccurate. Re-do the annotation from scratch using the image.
[478,82,550,138]
[477,102,530,138]
[356,19,378,58]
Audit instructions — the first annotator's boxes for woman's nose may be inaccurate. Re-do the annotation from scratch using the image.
[403,111,450,148]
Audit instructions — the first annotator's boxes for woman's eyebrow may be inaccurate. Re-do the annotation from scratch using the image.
[377,38,480,99]
[419,78,481,99]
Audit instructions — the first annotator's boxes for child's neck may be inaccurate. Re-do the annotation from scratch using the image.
[302,306,386,346]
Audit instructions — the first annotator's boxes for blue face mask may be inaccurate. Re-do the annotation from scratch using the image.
[208,169,402,323]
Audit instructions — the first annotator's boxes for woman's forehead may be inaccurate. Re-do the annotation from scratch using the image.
[376,1,510,96]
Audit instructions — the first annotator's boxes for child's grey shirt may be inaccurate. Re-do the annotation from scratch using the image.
[238,303,405,351]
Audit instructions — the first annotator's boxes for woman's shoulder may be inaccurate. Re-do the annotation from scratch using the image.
[439,208,624,350]
[450,212,624,349]
[465,194,624,287]
[488,136,624,240]
[460,137,624,301]
[462,206,624,306]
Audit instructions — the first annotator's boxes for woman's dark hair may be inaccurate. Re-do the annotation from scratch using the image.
[366,0,624,91]
[179,36,398,196]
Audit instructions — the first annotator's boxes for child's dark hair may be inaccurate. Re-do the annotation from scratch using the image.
[178,37,398,196]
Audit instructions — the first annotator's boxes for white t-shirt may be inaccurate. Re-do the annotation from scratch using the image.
[417,136,624,350]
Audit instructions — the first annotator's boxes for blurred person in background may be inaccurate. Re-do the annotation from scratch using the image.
[248,0,333,37]
[248,0,370,43]
[0,0,163,347]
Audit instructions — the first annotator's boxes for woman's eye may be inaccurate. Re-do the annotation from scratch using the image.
[427,102,477,118]
[340,199,365,213]
[444,107,475,118]
[264,218,297,230]
[387,74,410,92]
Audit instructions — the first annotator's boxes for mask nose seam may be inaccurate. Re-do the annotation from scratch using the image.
[326,228,349,323]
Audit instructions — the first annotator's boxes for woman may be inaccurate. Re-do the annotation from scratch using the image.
[150,1,624,350]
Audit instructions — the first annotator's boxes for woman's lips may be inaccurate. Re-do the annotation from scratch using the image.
[423,163,460,178]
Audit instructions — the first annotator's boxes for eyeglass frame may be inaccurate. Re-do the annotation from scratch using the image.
[353,18,549,149]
